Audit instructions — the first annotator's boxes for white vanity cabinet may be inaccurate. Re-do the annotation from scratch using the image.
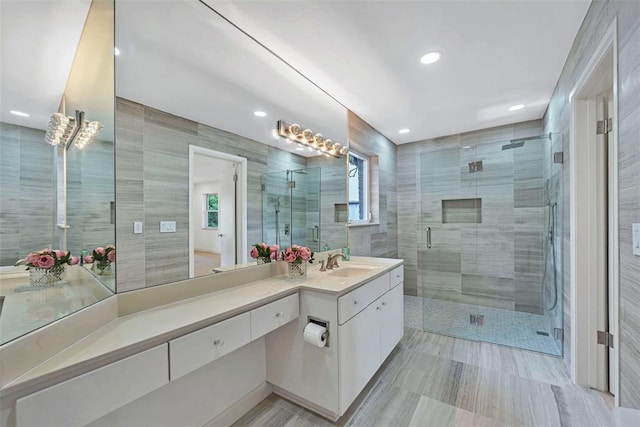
[16,345,169,427]
[265,263,404,421]
[338,281,404,413]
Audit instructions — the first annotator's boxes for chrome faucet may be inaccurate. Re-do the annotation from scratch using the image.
[326,253,345,270]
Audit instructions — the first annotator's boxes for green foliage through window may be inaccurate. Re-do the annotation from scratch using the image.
[204,193,219,228]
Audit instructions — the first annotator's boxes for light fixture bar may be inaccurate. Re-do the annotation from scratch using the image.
[276,120,347,158]
[44,110,103,150]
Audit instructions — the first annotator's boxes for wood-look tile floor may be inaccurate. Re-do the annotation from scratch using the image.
[233,327,614,427]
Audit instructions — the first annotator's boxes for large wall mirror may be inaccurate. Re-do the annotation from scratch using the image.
[0,0,115,344]
[115,1,349,291]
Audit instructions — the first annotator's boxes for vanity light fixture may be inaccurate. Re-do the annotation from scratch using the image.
[10,110,30,117]
[276,120,347,158]
[254,111,267,117]
[44,110,103,150]
[508,104,525,111]
[398,128,410,134]
[420,51,442,65]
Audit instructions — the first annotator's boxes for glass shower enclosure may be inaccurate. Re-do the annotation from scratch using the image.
[419,134,563,355]
[262,167,321,251]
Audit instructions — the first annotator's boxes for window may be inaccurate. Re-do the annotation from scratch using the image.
[203,193,219,229]
[348,152,369,223]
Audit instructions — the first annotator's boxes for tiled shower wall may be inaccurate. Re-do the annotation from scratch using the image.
[542,0,640,408]
[397,120,544,301]
[346,111,398,259]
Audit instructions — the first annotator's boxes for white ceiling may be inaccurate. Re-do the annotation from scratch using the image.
[1,0,590,149]
[210,0,591,144]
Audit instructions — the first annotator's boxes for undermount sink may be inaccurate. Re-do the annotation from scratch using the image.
[327,264,377,278]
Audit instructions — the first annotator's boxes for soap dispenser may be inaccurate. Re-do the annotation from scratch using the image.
[322,243,330,252]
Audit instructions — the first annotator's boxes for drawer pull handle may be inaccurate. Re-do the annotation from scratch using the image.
[213,339,224,347]
[353,300,359,305]
[275,312,282,318]
[376,306,381,311]
[397,274,401,278]
[381,302,387,306]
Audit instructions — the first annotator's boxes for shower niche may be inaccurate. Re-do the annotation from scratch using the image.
[441,198,482,223]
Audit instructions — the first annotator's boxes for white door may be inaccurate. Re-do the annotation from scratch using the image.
[218,162,236,267]
[339,303,380,414]
[379,284,404,362]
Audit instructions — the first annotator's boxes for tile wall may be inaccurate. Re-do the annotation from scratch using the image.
[542,0,640,408]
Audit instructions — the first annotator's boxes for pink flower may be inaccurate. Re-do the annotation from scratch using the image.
[297,247,311,261]
[270,251,281,260]
[70,256,80,265]
[270,245,279,253]
[261,243,269,249]
[107,244,115,250]
[284,250,297,262]
[84,255,94,264]
[107,250,116,262]
[26,253,40,265]
[37,255,55,269]
[54,250,65,258]
[95,247,106,255]
[250,247,259,259]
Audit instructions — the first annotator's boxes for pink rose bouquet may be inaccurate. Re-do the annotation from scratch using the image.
[250,243,280,263]
[15,248,73,270]
[282,245,314,264]
[86,245,115,270]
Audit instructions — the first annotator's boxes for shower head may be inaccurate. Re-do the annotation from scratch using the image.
[501,141,525,150]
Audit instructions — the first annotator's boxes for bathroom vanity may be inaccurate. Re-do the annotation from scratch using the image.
[0,256,403,426]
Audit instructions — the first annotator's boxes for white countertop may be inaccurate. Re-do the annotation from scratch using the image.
[1,257,402,396]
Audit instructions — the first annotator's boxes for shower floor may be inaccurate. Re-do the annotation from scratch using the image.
[404,295,561,356]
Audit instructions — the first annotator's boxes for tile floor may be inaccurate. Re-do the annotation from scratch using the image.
[233,299,614,427]
[406,295,561,355]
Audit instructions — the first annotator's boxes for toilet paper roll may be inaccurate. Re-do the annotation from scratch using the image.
[303,322,327,348]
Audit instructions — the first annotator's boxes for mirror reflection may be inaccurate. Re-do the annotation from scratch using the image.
[0,0,115,344]
[115,1,349,289]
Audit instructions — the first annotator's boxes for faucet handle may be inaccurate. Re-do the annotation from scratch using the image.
[319,260,326,272]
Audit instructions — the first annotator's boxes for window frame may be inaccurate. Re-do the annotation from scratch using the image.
[202,193,219,230]
[348,151,370,224]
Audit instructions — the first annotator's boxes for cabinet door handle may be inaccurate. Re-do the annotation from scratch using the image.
[376,306,381,311]
[275,312,282,318]
[426,226,432,249]
[353,300,359,305]
[213,339,224,347]
[381,302,387,306]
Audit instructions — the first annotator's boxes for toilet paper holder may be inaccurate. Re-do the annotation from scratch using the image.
[307,316,330,348]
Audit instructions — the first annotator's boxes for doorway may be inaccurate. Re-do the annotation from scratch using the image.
[188,146,247,277]
[570,20,618,398]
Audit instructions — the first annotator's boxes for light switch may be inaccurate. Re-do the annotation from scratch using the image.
[160,221,177,233]
[133,221,143,234]
[633,223,640,256]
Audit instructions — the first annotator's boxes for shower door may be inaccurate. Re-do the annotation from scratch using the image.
[420,135,563,355]
[420,145,480,342]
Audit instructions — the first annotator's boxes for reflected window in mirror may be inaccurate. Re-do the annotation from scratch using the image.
[349,152,370,224]
[203,193,219,229]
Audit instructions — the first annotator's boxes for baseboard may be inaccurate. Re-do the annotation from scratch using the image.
[205,382,272,427]
[272,385,339,422]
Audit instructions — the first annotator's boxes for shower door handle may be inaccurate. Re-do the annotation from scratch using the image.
[426,226,432,249]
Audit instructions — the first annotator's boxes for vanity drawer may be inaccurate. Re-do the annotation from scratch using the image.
[17,344,168,427]
[169,312,251,380]
[250,293,299,340]
[338,273,389,324]
[390,265,404,287]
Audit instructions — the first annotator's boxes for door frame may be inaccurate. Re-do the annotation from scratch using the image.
[188,145,248,277]
[569,18,619,401]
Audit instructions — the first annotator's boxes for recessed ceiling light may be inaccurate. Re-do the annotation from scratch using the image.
[254,111,267,117]
[398,128,410,134]
[114,47,120,56]
[508,104,525,111]
[420,51,442,65]
[10,110,30,117]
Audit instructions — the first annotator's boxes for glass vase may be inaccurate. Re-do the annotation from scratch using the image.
[257,256,271,265]
[29,265,66,287]
[287,261,307,280]
[93,261,112,276]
